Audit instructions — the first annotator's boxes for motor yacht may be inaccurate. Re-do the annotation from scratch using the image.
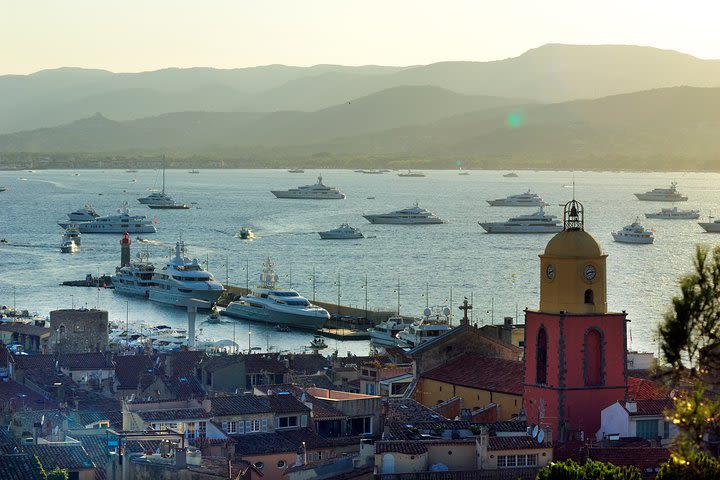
[395,307,453,349]
[148,241,225,307]
[66,204,100,222]
[503,172,519,178]
[612,218,655,244]
[634,182,688,202]
[62,225,81,246]
[113,236,157,297]
[221,258,329,330]
[318,223,364,240]
[367,316,415,346]
[398,170,425,177]
[363,203,445,224]
[189,169,200,174]
[487,190,548,207]
[60,237,78,254]
[479,206,562,233]
[645,206,700,219]
[237,227,254,240]
[699,217,720,233]
[271,175,345,199]
[59,203,157,233]
[288,168,305,173]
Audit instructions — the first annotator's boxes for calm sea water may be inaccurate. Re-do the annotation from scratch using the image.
[1,169,718,357]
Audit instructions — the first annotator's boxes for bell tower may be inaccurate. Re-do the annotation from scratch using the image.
[524,199,627,442]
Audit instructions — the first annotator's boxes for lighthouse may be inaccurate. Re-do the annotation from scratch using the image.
[120,232,131,267]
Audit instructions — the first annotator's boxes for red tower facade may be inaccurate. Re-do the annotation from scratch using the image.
[523,200,627,441]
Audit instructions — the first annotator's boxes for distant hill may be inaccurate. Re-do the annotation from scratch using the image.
[1,86,719,171]
[1,44,719,134]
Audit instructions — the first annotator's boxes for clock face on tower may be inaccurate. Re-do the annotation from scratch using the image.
[546,264,555,280]
[584,264,596,281]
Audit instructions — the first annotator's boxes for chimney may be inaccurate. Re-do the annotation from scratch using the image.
[120,232,131,267]
[33,421,42,444]
[625,401,637,413]
[504,317,513,328]
[174,447,187,468]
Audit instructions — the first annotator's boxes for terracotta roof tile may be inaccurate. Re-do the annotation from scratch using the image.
[0,322,50,336]
[267,393,310,414]
[22,444,95,471]
[386,398,447,423]
[74,435,109,480]
[309,398,346,419]
[626,399,674,416]
[244,353,288,374]
[0,380,55,411]
[59,353,113,370]
[137,407,211,422]
[12,353,55,371]
[113,355,156,389]
[375,441,428,454]
[231,432,298,455]
[627,377,672,401]
[421,353,524,396]
[489,435,550,450]
[210,394,272,416]
[589,447,670,479]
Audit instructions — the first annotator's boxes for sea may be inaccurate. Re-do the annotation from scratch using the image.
[1,168,718,357]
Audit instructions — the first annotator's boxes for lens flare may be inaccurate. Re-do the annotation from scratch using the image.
[506,109,527,128]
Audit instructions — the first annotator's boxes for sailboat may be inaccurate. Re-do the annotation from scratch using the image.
[137,157,190,209]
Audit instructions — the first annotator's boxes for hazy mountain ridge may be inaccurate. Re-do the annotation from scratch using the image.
[2,44,719,134]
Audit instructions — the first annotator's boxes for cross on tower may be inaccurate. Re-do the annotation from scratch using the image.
[459,298,472,326]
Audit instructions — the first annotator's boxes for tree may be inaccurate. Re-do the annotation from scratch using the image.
[656,450,720,480]
[45,468,68,480]
[535,459,641,480]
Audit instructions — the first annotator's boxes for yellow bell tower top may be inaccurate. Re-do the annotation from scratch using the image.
[539,199,607,314]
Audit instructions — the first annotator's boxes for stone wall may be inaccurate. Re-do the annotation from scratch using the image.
[49,309,109,354]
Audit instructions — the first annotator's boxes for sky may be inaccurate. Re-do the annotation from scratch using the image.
[2,0,718,75]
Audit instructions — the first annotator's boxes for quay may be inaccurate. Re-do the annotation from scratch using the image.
[61,274,114,288]
[316,327,370,340]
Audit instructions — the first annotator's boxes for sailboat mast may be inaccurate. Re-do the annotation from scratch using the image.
[162,155,166,194]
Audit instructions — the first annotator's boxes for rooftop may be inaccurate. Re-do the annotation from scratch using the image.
[136,408,211,422]
[231,431,298,455]
[376,441,428,455]
[0,453,46,480]
[210,394,272,416]
[59,352,113,370]
[489,435,551,451]
[421,353,524,396]
[22,444,95,471]
[0,322,51,337]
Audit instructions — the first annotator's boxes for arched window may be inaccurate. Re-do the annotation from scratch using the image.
[585,328,603,386]
[536,327,547,384]
[584,289,594,304]
[382,454,396,474]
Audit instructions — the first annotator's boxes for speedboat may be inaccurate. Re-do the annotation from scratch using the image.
[398,170,425,177]
[645,206,699,219]
[699,217,720,233]
[612,218,655,244]
[66,204,100,222]
[222,258,329,330]
[271,175,345,199]
[237,227,254,240]
[62,225,82,245]
[147,241,225,307]
[479,206,562,233]
[288,168,304,173]
[367,316,415,346]
[503,172,519,178]
[363,203,445,224]
[60,237,78,254]
[308,336,328,350]
[487,190,548,207]
[59,203,157,233]
[318,223,364,240]
[189,169,200,174]
[395,307,452,349]
[0,186,8,192]
[634,182,688,202]
[113,235,157,297]
[206,307,222,324]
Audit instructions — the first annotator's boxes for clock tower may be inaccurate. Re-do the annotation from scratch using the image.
[524,200,627,441]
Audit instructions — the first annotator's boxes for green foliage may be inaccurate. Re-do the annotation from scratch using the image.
[657,244,720,378]
[656,450,720,480]
[45,468,68,480]
[667,383,720,457]
[535,459,641,480]
[35,455,46,480]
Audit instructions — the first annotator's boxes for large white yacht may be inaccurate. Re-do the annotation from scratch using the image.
[479,207,562,233]
[66,205,100,222]
[148,241,225,306]
[699,217,720,233]
[271,175,345,199]
[395,307,453,349]
[634,182,688,202]
[59,203,157,233]
[318,223,364,240]
[367,316,415,346]
[222,258,330,330]
[363,203,445,224]
[487,190,548,207]
[113,235,157,297]
[645,206,700,219]
[612,218,655,244]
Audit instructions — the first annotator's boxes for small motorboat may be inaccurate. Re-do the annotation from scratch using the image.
[308,336,328,350]
[206,307,222,324]
[60,239,78,254]
[275,324,290,333]
[237,227,254,240]
[503,172,519,177]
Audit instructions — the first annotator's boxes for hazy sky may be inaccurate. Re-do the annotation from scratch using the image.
[2,0,717,75]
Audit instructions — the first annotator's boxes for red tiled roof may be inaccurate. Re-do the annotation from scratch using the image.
[0,380,55,411]
[0,322,50,336]
[589,447,670,479]
[627,399,674,416]
[421,353,524,396]
[12,354,56,371]
[113,355,155,389]
[59,353,113,370]
[489,435,551,451]
[137,408,211,422]
[267,393,310,414]
[0,454,45,480]
[627,376,671,401]
[245,353,289,374]
[310,399,346,419]
[376,441,428,455]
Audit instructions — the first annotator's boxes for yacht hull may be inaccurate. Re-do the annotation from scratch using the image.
[271,191,345,199]
[147,204,191,209]
[645,213,699,219]
[368,331,399,346]
[634,194,688,202]
[363,215,444,224]
[148,289,223,307]
[318,232,364,239]
[222,303,327,330]
[479,223,562,234]
[486,200,546,207]
[699,223,720,233]
[611,233,654,244]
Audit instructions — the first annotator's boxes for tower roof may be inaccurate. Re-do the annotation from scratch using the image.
[543,229,603,258]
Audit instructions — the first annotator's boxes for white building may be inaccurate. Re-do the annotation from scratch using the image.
[596,399,678,446]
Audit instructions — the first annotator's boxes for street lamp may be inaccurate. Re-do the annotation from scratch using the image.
[248,331,252,354]
[393,279,400,316]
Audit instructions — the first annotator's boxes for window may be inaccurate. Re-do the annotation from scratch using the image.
[228,421,237,434]
[198,421,206,439]
[248,419,260,432]
[585,328,603,386]
[498,454,537,468]
[278,416,298,429]
[350,416,372,435]
[536,327,548,384]
[584,289,594,304]
[636,419,659,439]
[255,462,264,471]
[205,371,212,386]
[663,421,670,439]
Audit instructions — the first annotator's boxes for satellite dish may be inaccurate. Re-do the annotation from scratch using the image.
[537,430,545,444]
[442,307,451,316]
[423,308,432,317]
[532,425,539,438]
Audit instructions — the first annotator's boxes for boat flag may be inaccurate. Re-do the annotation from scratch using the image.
[153,216,157,224]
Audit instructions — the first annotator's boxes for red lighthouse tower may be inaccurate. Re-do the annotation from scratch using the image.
[523,200,627,441]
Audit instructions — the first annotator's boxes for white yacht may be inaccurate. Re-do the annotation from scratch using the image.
[398,170,426,177]
[113,237,157,297]
[138,160,190,209]
[318,223,364,240]
[395,307,453,349]
[479,207,562,233]
[271,175,345,199]
[59,203,157,233]
[66,205,100,222]
[363,203,445,224]
[612,218,655,244]
[60,236,78,254]
[645,206,700,219]
[222,258,329,330]
[62,225,81,246]
[148,241,225,306]
[699,217,720,233]
[503,172,519,178]
[634,182,688,202]
[487,190,548,207]
[367,316,415,346]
